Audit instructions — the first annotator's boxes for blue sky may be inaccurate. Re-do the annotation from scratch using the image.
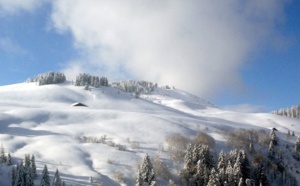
[0,1,299,112]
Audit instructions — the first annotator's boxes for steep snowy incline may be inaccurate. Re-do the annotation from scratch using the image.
[0,83,299,185]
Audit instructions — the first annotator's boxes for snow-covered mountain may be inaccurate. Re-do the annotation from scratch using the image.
[0,82,299,185]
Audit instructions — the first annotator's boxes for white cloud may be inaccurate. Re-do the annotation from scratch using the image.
[223,104,266,113]
[50,0,286,97]
[0,0,46,15]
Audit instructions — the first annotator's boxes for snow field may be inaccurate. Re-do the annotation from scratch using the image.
[0,82,299,185]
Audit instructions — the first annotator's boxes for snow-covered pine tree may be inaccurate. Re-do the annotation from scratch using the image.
[184,144,194,173]
[217,151,227,184]
[228,149,238,166]
[268,139,276,160]
[182,144,195,185]
[239,150,251,182]
[207,168,220,186]
[192,144,201,164]
[27,72,66,85]
[24,154,31,169]
[11,166,16,186]
[31,154,37,178]
[233,154,242,186]
[199,145,214,170]
[0,143,7,163]
[270,128,278,146]
[294,136,300,160]
[25,171,34,186]
[138,154,156,185]
[136,169,143,186]
[40,165,50,186]
[196,159,209,185]
[15,163,25,186]
[7,152,12,165]
[53,169,62,186]
[256,166,269,186]
[225,160,234,186]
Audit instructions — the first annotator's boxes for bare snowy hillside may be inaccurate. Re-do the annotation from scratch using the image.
[0,82,299,185]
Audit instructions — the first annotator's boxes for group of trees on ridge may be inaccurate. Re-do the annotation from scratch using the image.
[111,80,157,94]
[74,73,108,87]
[272,105,300,119]
[26,72,159,96]
[26,72,66,86]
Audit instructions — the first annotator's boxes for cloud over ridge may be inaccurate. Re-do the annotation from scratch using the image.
[50,0,285,97]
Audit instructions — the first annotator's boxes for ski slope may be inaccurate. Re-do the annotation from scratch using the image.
[0,82,299,185]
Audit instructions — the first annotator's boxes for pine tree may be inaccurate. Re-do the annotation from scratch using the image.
[268,140,276,159]
[15,163,25,186]
[183,144,196,185]
[233,155,242,186]
[0,143,7,163]
[217,151,227,184]
[11,166,16,186]
[256,166,268,186]
[7,153,12,165]
[294,136,300,160]
[53,169,62,186]
[24,154,31,169]
[138,154,155,185]
[26,172,34,186]
[225,160,234,186]
[196,159,209,185]
[184,144,194,173]
[192,144,201,164]
[199,145,214,170]
[136,169,143,186]
[40,165,50,186]
[239,150,251,181]
[31,154,37,178]
[207,168,220,186]
[270,129,278,146]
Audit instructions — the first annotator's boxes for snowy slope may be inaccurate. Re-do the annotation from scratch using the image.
[0,82,299,185]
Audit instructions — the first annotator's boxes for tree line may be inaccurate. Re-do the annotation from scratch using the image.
[272,105,300,119]
[26,72,66,86]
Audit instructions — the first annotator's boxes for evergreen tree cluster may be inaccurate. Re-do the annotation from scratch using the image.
[11,154,37,186]
[0,144,12,165]
[112,80,156,94]
[136,154,156,186]
[74,73,108,87]
[0,144,65,186]
[40,166,64,186]
[180,145,272,186]
[272,105,300,119]
[26,72,66,86]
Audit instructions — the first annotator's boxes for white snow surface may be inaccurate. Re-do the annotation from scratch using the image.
[0,82,299,185]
